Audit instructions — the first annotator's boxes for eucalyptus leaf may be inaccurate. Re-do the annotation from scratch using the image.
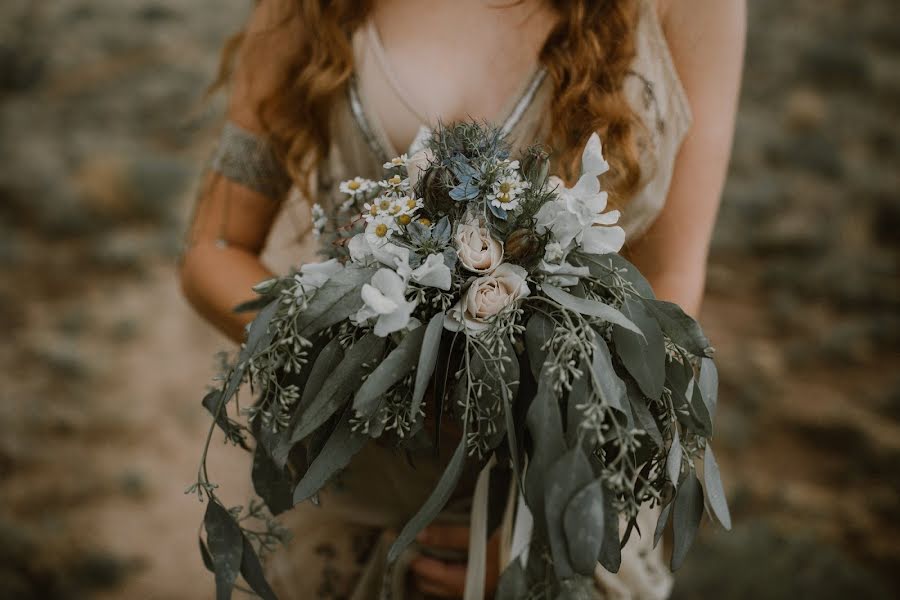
[239,535,277,600]
[671,473,704,570]
[271,337,344,466]
[565,361,592,448]
[289,333,386,443]
[233,295,274,314]
[353,325,426,417]
[653,502,672,548]
[698,357,718,422]
[298,336,344,411]
[199,537,214,573]
[240,300,280,361]
[643,299,711,356]
[563,479,606,576]
[251,444,293,515]
[688,377,713,437]
[495,557,528,600]
[703,445,732,530]
[294,265,376,336]
[410,312,444,420]
[213,301,279,433]
[597,483,621,573]
[612,297,665,401]
[293,409,368,504]
[542,284,643,336]
[578,252,655,299]
[525,311,555,381]
[625,380,663,448]
[388,432,468,562]
[524,359,566,534]
[589,336,627,413]
[204,501,243,600]
[666,429,683,485]
[544,447,593,578]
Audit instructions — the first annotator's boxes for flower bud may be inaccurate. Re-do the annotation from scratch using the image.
[504,228,541,262]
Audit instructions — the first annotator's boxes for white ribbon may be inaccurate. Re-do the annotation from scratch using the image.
[463,454,497,600]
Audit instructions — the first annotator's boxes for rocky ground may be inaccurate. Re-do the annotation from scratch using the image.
[0,0,897,598]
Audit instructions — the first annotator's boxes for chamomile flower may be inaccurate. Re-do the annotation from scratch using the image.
[487,167,530,212]
[339,177,376,196]
[382,154,408,170]
[363,195,395,223]
[365,214,399,247]
[378,173,410,191]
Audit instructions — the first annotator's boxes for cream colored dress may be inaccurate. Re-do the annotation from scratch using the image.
[258,1,692,597]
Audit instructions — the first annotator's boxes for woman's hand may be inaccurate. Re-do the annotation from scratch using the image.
[410,522,501,599]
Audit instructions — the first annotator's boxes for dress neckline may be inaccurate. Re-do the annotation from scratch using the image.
[349,20,548,162]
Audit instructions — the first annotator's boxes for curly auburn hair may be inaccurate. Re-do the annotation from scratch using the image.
[216,0,642,206]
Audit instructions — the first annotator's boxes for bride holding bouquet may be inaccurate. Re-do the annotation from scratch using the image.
[180,0,745,598]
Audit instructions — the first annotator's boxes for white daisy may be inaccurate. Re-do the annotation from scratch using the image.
[487,169,530,212]
[378,173,410,191]
[339,177,376,196]
[382,154,409,170]
[364,214,399,247]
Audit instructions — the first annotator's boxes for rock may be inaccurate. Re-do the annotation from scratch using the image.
[672,521,893,600]
[764,132,845,179]
[798,40,873,91]
[785,88,827,132]
[0,42,45,94]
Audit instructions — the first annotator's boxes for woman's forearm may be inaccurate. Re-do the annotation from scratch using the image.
[180,242,274,344]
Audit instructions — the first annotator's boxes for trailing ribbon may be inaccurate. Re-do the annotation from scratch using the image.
[463,454,497,600]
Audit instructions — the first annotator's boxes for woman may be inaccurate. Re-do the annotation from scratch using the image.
[181,0,745,597]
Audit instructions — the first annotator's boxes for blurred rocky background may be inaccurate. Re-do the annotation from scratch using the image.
[0,0,897,598]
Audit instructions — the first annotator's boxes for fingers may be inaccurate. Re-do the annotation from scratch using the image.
[417,522,471,550]
[410,555,467,598]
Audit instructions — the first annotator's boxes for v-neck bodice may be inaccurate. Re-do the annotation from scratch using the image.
[351,18,549,162]
[262,0,692,275]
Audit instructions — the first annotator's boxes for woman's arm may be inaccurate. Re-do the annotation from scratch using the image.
[179,1,292,343]
[626,0,746,317]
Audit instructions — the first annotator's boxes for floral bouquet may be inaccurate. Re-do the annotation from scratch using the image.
[191,122,730,599]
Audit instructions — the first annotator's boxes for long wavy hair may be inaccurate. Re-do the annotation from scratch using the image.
[215,0,643,206]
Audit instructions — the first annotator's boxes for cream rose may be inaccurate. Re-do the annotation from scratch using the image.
[454,219,504,273]
[445,263,530,332]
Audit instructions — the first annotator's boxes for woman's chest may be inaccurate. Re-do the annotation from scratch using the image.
[361,0,558,153]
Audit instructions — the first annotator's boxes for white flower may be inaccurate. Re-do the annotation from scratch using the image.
[364,214,399,247]
[378,173,410,191]
[537,242,588,288]
[339,177,376,196]
[543,241,566,263]
[405,148,434,190]
[296,258,343,292]
[487,161,530,213]
[348,233,410,270]
[354,268,417,337]
[534,133,624,255]
[363,195,395,223]
[382,154,408,170]
[454,218,504,273]
[538,259,589,288]
[445,263,530,333]
[311,203,328,238]
[409,253,452,290]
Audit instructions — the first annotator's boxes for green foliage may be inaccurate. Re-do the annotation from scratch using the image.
[190,120,729,599]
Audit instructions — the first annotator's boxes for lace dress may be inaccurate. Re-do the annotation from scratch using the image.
[211,1,692,597]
